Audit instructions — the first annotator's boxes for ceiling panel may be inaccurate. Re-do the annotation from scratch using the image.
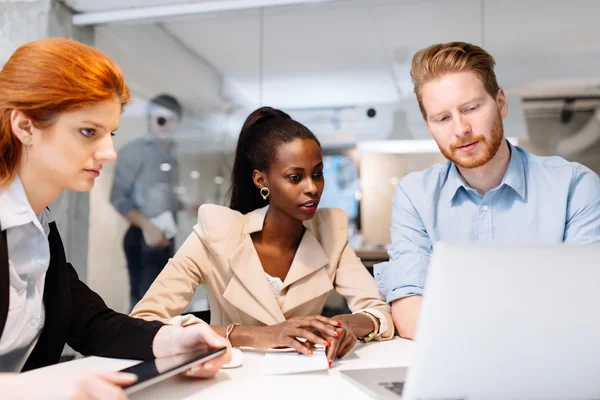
[485,0,600,56]
[163,0,406,107]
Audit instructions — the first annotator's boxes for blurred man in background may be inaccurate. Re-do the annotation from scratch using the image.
[111,94,183,310]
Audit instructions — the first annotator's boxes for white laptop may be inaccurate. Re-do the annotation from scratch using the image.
[342,242,600,400]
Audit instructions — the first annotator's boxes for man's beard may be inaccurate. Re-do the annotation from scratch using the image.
[437,113,504,169]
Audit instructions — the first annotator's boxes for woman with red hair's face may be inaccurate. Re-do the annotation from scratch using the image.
[10,97,120,197]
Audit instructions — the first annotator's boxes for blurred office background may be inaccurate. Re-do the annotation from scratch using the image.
[3,0,600,316]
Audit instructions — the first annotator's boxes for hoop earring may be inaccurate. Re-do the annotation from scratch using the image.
[260,187,270,200]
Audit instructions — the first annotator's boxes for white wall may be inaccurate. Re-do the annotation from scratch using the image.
[0,0,50,63]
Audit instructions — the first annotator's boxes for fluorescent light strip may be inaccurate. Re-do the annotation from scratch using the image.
[357,138,520,154]
[73,0,333,26]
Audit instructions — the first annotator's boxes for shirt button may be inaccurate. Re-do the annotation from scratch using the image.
[30,317,39,327]
[482,205,489,212]
[28,278,35,285]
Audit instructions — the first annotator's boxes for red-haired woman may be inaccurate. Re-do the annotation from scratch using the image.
[0,38,230,399]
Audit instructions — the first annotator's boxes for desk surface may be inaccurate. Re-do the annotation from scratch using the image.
[28,337,413,399]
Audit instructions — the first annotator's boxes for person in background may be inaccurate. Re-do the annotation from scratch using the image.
[374,41,600,340]
[110,93,184,309]
[132,107,394,367]
[0,38,230,399]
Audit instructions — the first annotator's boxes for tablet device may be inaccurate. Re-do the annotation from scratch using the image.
[120,345,227,394]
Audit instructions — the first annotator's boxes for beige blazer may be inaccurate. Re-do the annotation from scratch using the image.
[131,204,394,340]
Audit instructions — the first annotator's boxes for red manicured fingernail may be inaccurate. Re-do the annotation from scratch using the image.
[334,320,343,327]
[333,330,340,337]
[328,360,332,368]
[307,349,313,355]
[324,340,331,347]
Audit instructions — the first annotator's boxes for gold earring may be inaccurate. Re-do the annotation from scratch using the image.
[260,187,270,200]
[22,136,31,144]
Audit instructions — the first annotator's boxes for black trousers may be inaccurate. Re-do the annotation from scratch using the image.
[123,226,174,310]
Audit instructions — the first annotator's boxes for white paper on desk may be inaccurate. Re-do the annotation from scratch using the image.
[144,211,178,244]
[260,347,329,375]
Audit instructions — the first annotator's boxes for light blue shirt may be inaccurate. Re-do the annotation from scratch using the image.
[110,134,179,219]
[374,143,600,304]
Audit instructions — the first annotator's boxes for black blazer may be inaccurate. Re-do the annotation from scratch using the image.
[0,221,164,371]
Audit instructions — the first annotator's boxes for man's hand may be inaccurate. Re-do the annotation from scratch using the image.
[141,222,170,247]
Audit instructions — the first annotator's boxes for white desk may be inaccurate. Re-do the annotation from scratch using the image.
[27,338,413,399]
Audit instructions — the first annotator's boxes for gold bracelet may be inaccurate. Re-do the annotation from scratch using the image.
[357,311,380,343]
[225,323,241,347]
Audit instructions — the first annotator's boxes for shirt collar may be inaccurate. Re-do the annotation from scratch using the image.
[447,140,526,204]
[0,175,50,234]
[500,141,526,200]
[446,162,469,204]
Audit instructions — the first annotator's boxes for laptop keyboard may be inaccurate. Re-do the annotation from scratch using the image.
[379,381,404,395]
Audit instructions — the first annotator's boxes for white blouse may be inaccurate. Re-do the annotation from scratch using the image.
[0,175,53,372]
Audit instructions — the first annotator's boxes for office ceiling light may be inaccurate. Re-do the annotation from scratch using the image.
[73,0,334,26]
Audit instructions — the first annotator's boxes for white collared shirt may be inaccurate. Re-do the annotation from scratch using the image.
[0,175,53,372]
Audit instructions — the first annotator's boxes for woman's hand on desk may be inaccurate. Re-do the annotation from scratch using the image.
[324,318,358,366]
[152,323,232,379]
[1,371,136,399]
[249,316,341,356]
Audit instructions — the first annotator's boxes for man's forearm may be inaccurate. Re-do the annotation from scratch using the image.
[391,296,422,340]
[124,209,152,230]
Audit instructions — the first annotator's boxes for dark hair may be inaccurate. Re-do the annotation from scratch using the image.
[228,106,321,214]
[147,93,182,119]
